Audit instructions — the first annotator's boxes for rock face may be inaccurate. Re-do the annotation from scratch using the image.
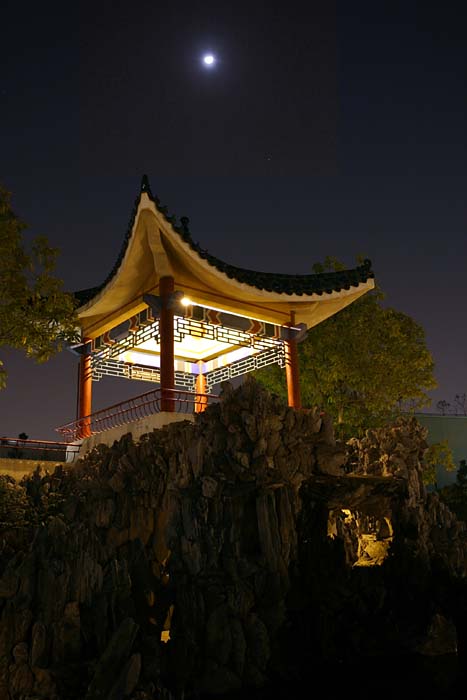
[0,379,467,699]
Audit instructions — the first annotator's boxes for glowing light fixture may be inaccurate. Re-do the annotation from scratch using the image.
[181,296,193,307]
[203,54,215,66]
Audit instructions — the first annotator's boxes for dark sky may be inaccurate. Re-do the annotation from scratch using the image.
[1,0,466,440]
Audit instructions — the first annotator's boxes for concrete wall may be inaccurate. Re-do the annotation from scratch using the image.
[76,411,195,459]
[1,414,196,478]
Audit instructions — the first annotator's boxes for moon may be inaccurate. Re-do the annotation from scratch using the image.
[202,54,215,67]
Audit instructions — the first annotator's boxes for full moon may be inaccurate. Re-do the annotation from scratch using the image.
[202,54,215,66]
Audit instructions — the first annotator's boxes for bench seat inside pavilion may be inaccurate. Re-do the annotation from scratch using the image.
[56,176,375,455]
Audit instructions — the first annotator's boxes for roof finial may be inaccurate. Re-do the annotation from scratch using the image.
[140,174,152,194]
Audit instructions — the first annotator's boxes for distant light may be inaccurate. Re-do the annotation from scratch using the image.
[203,54,215,66]
[181,296,193,306]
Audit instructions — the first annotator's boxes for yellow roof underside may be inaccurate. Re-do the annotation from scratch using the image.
[77,193,374,340]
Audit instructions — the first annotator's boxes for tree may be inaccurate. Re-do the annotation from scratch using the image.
[436,394,467,416]
[454,393,467,415]
[438,459,467,521]
[423,439,456,485]
[7,433,28,459]
[436,400,452,416]
[0,185,79,388]
[253,256,437,439]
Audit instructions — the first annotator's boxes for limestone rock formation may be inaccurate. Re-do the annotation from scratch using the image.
[0,378,466,699]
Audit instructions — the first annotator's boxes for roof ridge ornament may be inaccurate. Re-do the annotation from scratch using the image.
[140,174,153,196]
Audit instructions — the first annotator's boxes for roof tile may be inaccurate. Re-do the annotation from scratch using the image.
[74,175,375,307]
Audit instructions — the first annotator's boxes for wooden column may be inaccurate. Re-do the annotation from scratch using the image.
[195,361,208,413]
[78,342,92,438]
[160,276,175,412]
[285,311,302,409]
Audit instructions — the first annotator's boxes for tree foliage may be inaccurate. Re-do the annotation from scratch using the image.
[0,186,79,388]
[253,256,437,439]
[423,439,456,485]
[438,459,467,521]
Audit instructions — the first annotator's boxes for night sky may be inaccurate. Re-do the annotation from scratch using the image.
[1,0,466,441]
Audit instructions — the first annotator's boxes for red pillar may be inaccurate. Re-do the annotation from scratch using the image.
[160,276,175,412]
[195,361,208,413]
[78,342,92,438]
[285,312,302,409]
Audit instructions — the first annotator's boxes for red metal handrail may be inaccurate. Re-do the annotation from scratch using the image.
[55,387,219,442]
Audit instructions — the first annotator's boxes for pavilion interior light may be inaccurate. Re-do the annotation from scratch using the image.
[180,296,193,306]
[120,350,161,368]
[174,334,227,360]
[120,339,257,367]
[211,345,253,366]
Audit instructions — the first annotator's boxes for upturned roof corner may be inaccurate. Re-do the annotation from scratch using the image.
[73,177,375,328]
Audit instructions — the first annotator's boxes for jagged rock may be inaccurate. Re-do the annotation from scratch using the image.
[229,617,247,677]
[12,641,28,664]
[32,666,57,698]
[0,381,466,698]
[315,443,347,475]
[201,476,218,498]
[85,617,139,699]
[205,604,232,665]
[8,658,34,695]
[416,614,458,656]
[319,411,335,444]
[200,662,242,695]
[53,601,81,663]
[30,621,48,667]
[244,613,270,672]
[106,652,141,699]
[0,567,18,599]
[95,498,115,528]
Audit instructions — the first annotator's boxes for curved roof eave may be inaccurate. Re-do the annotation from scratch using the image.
[74,175,376,315]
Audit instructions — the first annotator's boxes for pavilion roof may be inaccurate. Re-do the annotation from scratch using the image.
[74,175,374,308]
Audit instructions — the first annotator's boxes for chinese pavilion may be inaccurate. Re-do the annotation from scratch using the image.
[58,176,375,442]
